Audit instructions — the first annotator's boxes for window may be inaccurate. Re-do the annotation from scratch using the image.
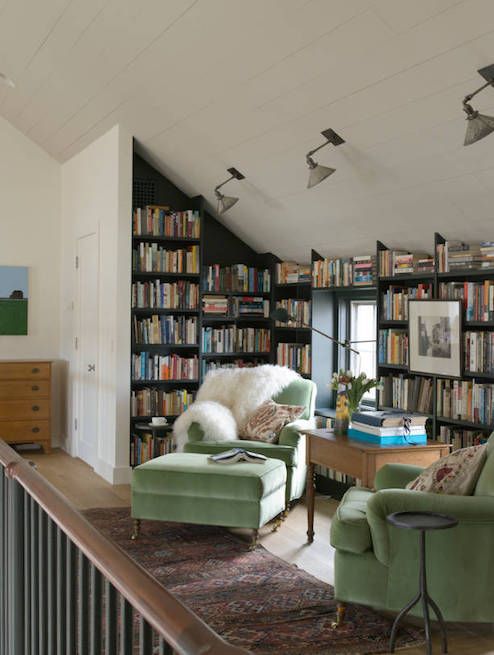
[349,300,377,402]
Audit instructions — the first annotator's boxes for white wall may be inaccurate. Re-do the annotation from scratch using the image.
[0,114,63,443]
[60,125,132,483]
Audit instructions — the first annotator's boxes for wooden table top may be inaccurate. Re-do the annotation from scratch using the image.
[302,428,451,453]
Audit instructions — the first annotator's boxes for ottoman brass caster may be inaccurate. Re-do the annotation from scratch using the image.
[130,518,141,541]
[249,529,259,550]
[272,514,283,532]
[331,603,347,630]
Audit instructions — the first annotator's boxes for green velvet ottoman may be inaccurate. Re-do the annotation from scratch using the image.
[131,453,287,545]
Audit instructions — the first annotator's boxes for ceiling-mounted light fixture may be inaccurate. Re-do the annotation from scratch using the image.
[306,128,345,188]
[463,64,494,146]
[0,72,15,88]
[214,167,245,215]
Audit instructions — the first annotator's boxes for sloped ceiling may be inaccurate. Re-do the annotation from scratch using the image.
[1,0,494,260]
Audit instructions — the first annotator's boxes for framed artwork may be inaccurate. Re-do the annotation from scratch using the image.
[0,266,28,335]
[408,299,462,378]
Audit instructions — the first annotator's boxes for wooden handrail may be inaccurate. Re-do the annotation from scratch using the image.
[0,441,249,655]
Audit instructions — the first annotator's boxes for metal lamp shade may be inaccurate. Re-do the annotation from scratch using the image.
[216,193,239,214]
[464,112,494,145]
[307,162,336,188]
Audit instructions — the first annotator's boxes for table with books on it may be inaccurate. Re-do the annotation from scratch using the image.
[303,410,451,543]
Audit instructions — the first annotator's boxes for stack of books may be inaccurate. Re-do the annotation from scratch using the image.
[439,281,494,322]
[132,315,197,345]
[201,358,265,376]
[379,251,433,276]
[233,297,270,317]
[133,243,199,274]
[438,426,487,451]
[276,262,311,284]
[132,280,199,310]
[379,374,433,414]
[202,295,229,315]
[312,257,353,287]
[464,331,494,374]
[276,343,311,374]
[349,410,428,445]
[353,256,376,286]
[436,379,494,425]
[437,241,494,272]
[131,388,195,417]
[203,265,271,293]
[131,353,199,381]
[381,283,433,321]
[378,329,408,366]
[132,207,200,238]
[202,326,270,353]
[275,299,310,327]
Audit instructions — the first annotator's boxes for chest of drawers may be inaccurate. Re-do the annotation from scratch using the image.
[0,361,52,453]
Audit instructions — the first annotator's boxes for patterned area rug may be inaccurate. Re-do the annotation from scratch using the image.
[84,508,423,655]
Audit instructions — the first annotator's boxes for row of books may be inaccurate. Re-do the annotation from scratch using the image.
[378,329,408,366]
[312,255,375,288]
[464,331,494,374]
[130,388,195,417]
[381,284,433,321]
[275,299,310,327]
[437,241,494,272]
[130,432,174,467]
[202,295,269,317]
[133,244,200,274]
[202,265,271,293]
[438,427,488,451]
[379,250,435,277]
[379,374,433,414]
[201,358,267,377]
[276,343,311,375]
[438,281,494,322]
[132,281,199,310]
[202,327,270,353]
[275,262,311,284]
[132,315,198,345]
[132,353,199,381]
[436,379,494,426]
[132,207,200,238]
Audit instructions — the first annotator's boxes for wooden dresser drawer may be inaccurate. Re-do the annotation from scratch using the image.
[0,420,50,443]
[0,362,50,381]
[0,399,50,420]
[0,380,50,399]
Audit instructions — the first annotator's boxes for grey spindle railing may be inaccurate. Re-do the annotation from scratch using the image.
[0,440,250,655]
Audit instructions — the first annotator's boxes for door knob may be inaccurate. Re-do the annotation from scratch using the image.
[88,364,96,372]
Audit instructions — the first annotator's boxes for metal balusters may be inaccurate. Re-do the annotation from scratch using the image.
[105,580,117,655]
[30,499,39,655]
[23,492,31,654]
[8,477,25,654]
[47,518,57,654]
[139,616,152,654]
[78,551,90,654]
[56,527,66,655]
[38,508,47,655]
[66,539,77,654]
[0,468,5,655]
[119,596,133,655]
[90,562,103,655]
[159,636,174,654]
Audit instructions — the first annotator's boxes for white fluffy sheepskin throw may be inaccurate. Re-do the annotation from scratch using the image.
[173,365,300,451]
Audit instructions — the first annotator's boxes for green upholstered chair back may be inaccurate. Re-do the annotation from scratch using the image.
[273,378,317,420]
[474,432,494,496]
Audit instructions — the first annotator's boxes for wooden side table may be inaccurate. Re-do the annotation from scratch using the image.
[303,428,451,543]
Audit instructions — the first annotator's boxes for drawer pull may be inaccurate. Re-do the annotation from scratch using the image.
[32,367,40,374]
[32,427,40,434]
[32,405,40,412]
[32,385,39,391]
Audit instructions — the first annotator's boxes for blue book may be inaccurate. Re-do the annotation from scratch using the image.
[348,427,427,446]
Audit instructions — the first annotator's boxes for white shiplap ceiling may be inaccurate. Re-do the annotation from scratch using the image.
[1,0,494,260]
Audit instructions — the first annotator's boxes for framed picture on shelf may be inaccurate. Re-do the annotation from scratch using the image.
[408,299,462,378]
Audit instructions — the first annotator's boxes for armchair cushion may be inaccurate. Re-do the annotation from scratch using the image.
[240,400,304,443]
[330,488,374,554]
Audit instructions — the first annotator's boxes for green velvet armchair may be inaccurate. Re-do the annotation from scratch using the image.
[183,377,317,504]
[330,433,494,623]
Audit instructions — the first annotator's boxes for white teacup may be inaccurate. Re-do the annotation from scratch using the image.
[151,416,167,426]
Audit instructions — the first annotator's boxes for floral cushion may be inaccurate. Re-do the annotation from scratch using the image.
[240,400,304,444]
[406,444,487,495]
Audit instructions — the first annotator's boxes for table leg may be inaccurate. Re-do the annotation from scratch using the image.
[306,462,315,543]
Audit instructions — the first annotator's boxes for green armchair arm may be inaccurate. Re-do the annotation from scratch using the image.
[367,488,494,565]
[278,419,315,447]
[374,463,424,490]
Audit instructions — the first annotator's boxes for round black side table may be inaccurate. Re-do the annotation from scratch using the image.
[386,511,458,655]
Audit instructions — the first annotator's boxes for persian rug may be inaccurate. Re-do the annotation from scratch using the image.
[84,507,423,655]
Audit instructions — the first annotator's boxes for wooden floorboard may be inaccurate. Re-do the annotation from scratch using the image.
[22,448,494,655]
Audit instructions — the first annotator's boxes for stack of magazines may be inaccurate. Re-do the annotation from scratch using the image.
[349,410,428,445]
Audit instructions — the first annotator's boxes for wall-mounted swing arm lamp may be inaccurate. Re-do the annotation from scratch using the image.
[214,167,245,214]
[463,64,494,146]
[305,128,345,188]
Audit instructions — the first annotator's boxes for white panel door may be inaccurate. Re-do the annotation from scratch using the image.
[76,232,99,467]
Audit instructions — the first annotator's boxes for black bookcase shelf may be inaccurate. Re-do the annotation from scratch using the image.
[131,379,199,385]
[131,308,199,314]
[201,352,270,358]
[132,235,201,244]
[132,271,200,279]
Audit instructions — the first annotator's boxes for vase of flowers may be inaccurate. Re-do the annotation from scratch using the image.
[330,370,381,436]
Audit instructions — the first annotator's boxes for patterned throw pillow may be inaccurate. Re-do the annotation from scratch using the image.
[406,444,487,495]
[240,400,305,444]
